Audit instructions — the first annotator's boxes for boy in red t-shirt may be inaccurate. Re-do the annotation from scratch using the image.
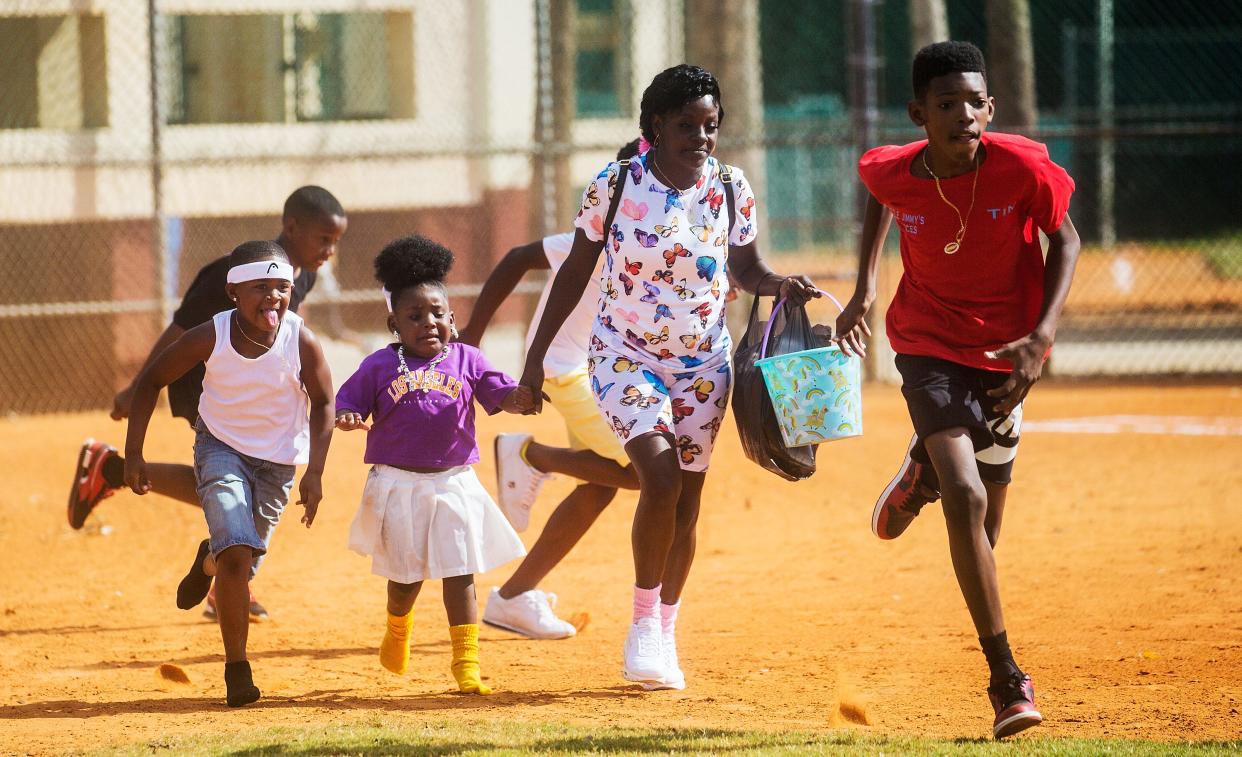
[835,41,1080,739]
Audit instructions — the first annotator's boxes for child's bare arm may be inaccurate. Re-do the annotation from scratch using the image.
[520,230,602,413]
[298,326,335,527]
[457,240,549,347]
[124,324,215,493]
[728,241,820,304]
[986,214,1082,415]
[835,192,893,358]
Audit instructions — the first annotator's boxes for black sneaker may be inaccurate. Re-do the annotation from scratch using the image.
[176,540,213,610]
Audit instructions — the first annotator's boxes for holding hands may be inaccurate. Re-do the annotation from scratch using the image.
[516,364,545,415]
[502,384,542,415]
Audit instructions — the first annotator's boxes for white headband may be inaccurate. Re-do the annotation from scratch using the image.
[382,287,393,312]
[227,260,294,284]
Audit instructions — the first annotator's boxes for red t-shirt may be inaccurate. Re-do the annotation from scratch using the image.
[858,131,1075,371]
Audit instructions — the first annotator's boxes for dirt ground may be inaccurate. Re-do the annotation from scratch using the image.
[1,383,1240,754]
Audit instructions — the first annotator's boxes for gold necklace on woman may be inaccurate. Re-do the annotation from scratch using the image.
[922,148,979,255]
[650,152,697,194]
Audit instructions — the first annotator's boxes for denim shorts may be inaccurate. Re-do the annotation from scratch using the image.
[193,420,295,577]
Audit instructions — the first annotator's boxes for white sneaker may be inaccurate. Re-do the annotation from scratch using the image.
[622,617,666,686]
[494,433,551,532]
[661,631,686,690]
[637,629,685,691]
[482,587,576,640]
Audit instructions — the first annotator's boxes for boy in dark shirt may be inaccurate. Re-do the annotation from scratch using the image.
[67,186,347,618]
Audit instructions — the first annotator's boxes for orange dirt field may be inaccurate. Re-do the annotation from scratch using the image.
[1,383,1240,754]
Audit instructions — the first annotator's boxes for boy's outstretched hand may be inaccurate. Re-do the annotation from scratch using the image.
[833,294,872,358]
[986,332,1052,416]
[335,411,370,431]
[298,471,322,527]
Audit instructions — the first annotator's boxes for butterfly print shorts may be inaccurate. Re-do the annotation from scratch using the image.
[586,343,732,472]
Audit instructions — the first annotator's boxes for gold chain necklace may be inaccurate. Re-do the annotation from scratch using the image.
[922,148,979,255]
[233,311,277,352]
[650,151,697,194]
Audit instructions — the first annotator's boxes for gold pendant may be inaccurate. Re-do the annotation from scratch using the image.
[944,242,960,255]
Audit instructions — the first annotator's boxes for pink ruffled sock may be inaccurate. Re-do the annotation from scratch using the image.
[660,600,680,636]
[632,584,661,625]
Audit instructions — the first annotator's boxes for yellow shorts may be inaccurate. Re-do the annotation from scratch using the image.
[544,369,630,466]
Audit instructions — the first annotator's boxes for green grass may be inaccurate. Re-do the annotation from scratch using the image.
[95,720,1240,756]
[1201,231,1242,279]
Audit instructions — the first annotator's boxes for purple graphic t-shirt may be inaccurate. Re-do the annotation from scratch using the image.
[335,343,517,468]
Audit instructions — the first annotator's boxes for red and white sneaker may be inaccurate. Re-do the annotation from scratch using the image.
[871,435,939,540]
[988,672,1042,739]
[68,439,118,529]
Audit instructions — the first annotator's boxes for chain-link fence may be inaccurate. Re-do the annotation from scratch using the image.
[2,0,1239,414]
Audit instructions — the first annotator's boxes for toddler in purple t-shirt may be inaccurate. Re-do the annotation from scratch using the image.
[334,235,534,695]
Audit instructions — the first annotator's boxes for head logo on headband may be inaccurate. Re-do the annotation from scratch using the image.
[227,260,295,285]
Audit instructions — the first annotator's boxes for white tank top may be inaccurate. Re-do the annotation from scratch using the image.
[198,310,310,465]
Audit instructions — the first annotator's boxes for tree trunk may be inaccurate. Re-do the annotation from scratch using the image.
[910,0,949,56]
[985,0,1037,131]
[683,0,765,236]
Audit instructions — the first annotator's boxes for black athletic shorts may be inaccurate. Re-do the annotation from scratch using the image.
[895,353,1023,485]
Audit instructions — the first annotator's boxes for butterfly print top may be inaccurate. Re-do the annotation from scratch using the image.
[574,154,758,368]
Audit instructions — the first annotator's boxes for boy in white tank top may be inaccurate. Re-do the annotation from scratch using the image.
[123,241,335,707]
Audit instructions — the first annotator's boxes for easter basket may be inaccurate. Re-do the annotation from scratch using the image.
[753,291,863,448]
[731,294,820,480]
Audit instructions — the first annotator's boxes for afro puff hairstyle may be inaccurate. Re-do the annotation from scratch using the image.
[374,235,454,309]
[639,64,723,143]
[912,41,987,100]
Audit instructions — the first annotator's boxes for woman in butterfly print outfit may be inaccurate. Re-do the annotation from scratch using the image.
[520,65,819,691]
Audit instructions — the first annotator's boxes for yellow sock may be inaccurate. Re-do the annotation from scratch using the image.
[518,439,533,467]
[379,610,413,675]
[449,623,492,695]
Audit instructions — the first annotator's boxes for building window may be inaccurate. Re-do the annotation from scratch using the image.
[575,0,629,118]
[0,15,108,130]
[164,11,413,125]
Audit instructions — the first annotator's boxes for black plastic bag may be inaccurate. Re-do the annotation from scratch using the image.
[731,294,819,480]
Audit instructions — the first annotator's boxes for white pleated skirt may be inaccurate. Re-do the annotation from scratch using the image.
[348,464,526,584]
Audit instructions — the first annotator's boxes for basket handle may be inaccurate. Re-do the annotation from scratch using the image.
[758,288,845,361]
